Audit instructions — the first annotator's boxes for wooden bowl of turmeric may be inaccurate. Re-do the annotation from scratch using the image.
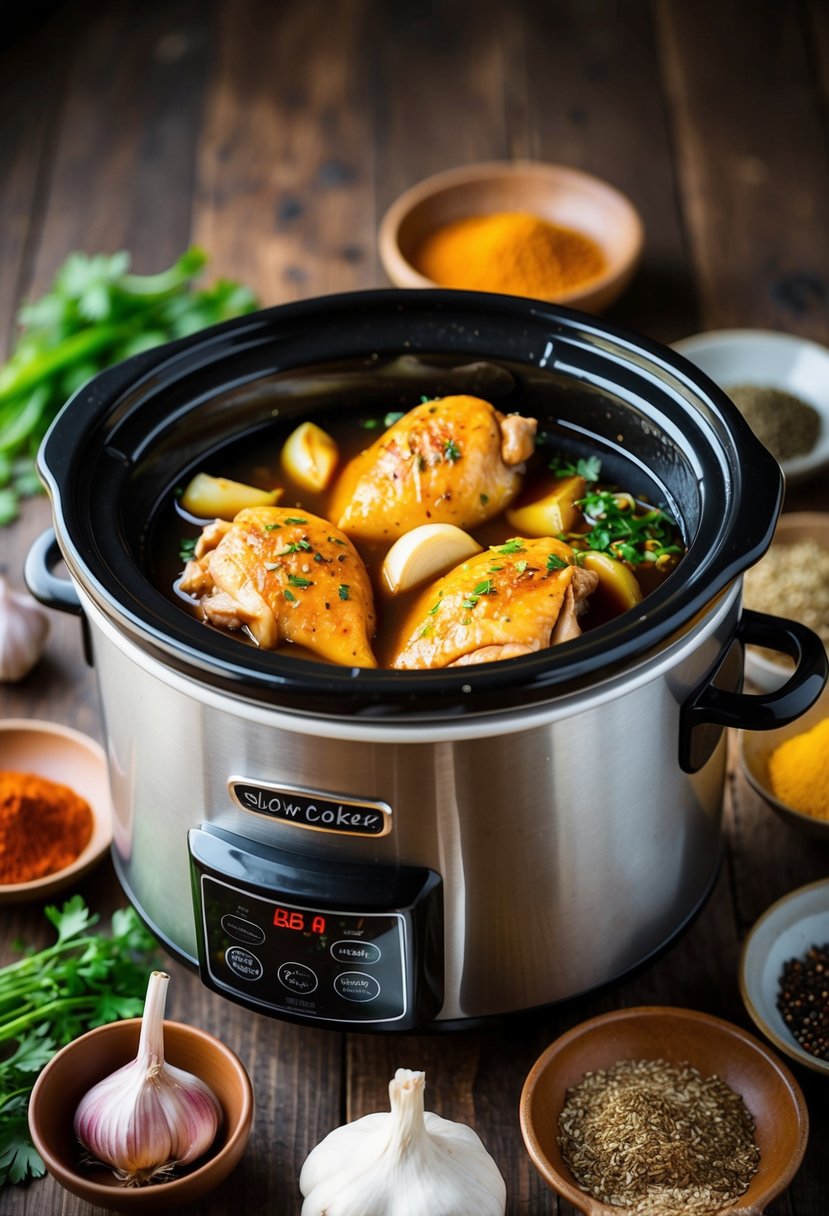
[378,160,644,313]
[739,680,829,843]
[0,719,113,903]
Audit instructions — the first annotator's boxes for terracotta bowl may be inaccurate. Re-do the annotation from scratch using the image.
[519,1006,808,1216]
[28,1018,253,1211]
[740,878,829,1078]
[0,718,113,903]
[740,678,829,842]
[378,160,644,313]
[738,511,829,694]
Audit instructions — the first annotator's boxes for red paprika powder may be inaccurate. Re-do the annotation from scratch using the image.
[0,770,93,884]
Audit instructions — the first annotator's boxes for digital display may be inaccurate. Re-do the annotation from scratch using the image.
[273,906,326,934]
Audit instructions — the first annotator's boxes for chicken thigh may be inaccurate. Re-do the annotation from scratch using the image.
[390,536,598,670]
[332,395,537,543]
[179,506,377,667]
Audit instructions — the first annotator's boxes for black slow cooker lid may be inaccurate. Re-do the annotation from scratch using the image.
[39,290,782,718]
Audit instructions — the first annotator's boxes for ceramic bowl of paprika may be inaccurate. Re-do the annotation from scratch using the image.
[28,1015,254,1210]
[739,679,829,842]
[519,1005,809,1215]
[0,718,113,903]
[378,160,644,313]
[740,879,829,1079]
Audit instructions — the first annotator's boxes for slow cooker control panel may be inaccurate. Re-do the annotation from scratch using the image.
[188,825,443,1030]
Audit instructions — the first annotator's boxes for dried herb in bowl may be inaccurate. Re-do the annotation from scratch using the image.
[557,1058,760,1215]
[727,384,820,464]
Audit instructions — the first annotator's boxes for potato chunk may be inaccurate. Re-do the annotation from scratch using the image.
[180,473,282,520]
[505,474,586,537]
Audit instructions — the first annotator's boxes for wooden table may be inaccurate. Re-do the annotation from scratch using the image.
[2,2,828,1212]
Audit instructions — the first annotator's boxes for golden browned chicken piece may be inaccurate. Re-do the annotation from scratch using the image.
[390,537,598,670]
[178,506,377,667]
[331,395,537,544]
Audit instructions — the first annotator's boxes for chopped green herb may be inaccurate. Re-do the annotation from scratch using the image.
[384,410,405,428]
[516,560,528,573]
[444,438,461,462]
[494,540,526,555]
[338,584,350,600]
[284,589,297,602]
[547,553,569,571]
[264,522,281,530]
[488,564,503,574]
[426,600,442,616]
[573,489,683,565]
[178,537,197,563]
[288,574,314,588]
[480,493,490,506]
[419,624,433,638]
[360,418,381,429]
[328,535,347,546]
[472,579,495,596]
[278,539,312,555]
[313,551,329,563]
[549,453,603,483]
[283,516,308,525]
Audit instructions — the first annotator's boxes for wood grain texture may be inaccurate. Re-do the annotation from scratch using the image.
[1,0,829,1213]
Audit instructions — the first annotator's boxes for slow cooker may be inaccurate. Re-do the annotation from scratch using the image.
[26,291,827,1030]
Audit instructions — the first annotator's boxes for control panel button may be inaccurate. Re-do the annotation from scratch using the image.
[334,971,381,1003]
[225,947,263,981]
[331,939,382,965]
[278,962,319,995]
[221,914,266,945]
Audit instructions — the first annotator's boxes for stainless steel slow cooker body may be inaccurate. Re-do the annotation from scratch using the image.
[28,291,827,1029]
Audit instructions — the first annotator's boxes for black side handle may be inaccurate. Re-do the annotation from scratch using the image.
[680,608,828,771]
[24,528,83,616]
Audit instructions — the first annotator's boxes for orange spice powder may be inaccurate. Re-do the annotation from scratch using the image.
[412,211,606,297]
[0,770,93,884]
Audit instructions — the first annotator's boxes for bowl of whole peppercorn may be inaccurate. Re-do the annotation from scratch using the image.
[519,1005,809,1215]
[672,329,829,487]
[740,878,829,1079]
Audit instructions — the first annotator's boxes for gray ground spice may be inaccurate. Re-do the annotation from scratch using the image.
[557,1058,760,1215]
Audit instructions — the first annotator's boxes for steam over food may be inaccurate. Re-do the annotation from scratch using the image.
[171,393,684,670]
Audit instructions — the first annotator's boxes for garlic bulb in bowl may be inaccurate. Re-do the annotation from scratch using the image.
[0,577,49,681]
[299,1067,506,1216]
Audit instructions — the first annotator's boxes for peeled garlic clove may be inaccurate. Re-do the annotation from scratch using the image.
[382,524,483,594]
[74,971,222,1186]
[281,421,340,492]
[180,472,282,520]
[0,577,49,682]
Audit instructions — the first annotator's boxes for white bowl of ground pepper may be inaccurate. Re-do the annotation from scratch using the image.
[740,879,829,1079]
[672,329,829,486]
[519,1005,808,1216]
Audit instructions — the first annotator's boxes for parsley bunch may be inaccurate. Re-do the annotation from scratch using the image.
[576,489,682,566]
[0,896,158,1187]
[0,247,259,525]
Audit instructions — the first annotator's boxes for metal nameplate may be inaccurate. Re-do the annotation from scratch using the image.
[227,777,392,837]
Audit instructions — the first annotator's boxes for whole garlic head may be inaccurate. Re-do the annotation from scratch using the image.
[299,1068,506,1216]
[0,577,49,682]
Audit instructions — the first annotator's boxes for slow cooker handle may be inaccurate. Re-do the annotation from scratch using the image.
[25,528,83,616]
[679,609,828,773]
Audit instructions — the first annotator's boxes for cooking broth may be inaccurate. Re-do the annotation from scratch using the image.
[149,353,687,668]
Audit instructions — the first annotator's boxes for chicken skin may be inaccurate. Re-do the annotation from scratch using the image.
[390,537,598,670]
[178,506,377,667]
[332,395,537,544]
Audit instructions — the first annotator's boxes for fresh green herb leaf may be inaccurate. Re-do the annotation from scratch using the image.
[327,535,347,546]
[178,537,197,563]
[338,584,350,600]
[493,540,526,555]
[444,438,461,462]
[547,553,569,571]
[549,453,603,483]
[515,560,528,573]
[360,418,381,429]
[472,579,494,596]
[284,589,297,602]
[426,600,442,616]
[283,516,308,525]
[264,522,282,531]
[288,574,314,588]
[572,490,682,565]
[383,411,405,428]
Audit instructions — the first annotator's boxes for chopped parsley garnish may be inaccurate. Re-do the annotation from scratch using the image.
[283,516,308,525]
[444,438,461,462]
[384,410,405,427]
[462,579,495,609]
[277,539,312,556]
[179,537,197,562]
[264,522,281,530]
[288,574,314,588]
[328,535,347,546]
[284,589,297,602]
[427,600,442,616]
[515,560,528,573]
[547,553,569,571]
[575,490,682,565]
[493,540,526,555]
[338,584,350,600]
[549,453,603,483]
[360,418,381,429]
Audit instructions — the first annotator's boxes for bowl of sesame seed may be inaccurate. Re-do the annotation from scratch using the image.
[740,879,829,1080]
[519,1005,808,1215]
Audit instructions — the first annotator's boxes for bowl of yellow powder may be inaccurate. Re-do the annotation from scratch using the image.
[378,161,644,313]
[740,681,829,842]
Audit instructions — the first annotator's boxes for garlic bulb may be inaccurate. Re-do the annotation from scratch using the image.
[299,1068,506,1216]
[0,577,49,681]
[74,971,222,1186]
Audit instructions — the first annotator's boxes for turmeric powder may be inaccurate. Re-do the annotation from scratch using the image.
[768,717,829,821]
[411,211,606,298]
[0,770,93,883]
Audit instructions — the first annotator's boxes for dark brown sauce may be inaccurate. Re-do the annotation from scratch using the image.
[150,355,685,666]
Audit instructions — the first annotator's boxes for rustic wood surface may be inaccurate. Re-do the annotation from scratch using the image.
[1,1,828,1212]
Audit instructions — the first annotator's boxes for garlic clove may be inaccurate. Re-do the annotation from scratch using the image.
[281,421,340,492]
[0,577,49,682]
[74,971,222,1186]
[382,525,483,594]
[300,1068,506,1216]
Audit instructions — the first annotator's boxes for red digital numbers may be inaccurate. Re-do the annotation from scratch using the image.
[272,908,327,935]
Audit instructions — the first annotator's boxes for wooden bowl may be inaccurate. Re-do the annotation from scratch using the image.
[519,1006,808,1216]
[0,719,113,903]
[740,878,829,1079]
[740,678,829,842]
[378,160,644,313]
[28,1018,254,1210]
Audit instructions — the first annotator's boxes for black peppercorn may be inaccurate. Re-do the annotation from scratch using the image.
[777,943,829,1061]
